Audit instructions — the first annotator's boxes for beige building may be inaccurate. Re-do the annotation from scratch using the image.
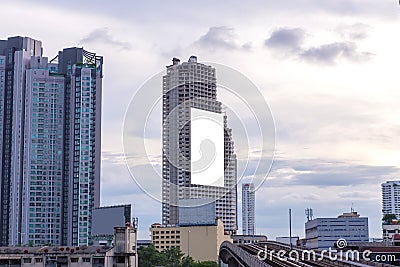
[150,219,232,262]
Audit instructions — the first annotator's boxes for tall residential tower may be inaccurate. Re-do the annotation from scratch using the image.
[162,56,237,233]
[382,181,400,220]
[0,36,102,246]
[242,183,255,235]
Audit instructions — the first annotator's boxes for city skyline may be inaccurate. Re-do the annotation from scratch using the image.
[0,0,399,240]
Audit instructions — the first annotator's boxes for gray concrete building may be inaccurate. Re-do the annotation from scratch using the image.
[305,211,369,250]
[161,56,237,233]
[91,205,132,246]
[0,36,103,246]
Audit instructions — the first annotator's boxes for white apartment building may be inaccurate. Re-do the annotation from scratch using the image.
[242,183,255,235]
[382,181,400,219]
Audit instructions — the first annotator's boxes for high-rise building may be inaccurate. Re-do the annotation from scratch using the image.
[242,183,255,235]
[57,47,103,246]
[0,36,102,246]
[161,56,237,233]
[382,181,400,220]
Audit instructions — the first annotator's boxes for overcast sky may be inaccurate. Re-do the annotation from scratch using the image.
[2,0,400,240]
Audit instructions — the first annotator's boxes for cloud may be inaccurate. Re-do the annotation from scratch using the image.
[338,191,375,199]
[194,26,250,51]
[336,23,371,40]
[266,158,400,188]
[300,41,374,64]
[265,27,305,51]
[80,28,132,50]
[265,27,374,65]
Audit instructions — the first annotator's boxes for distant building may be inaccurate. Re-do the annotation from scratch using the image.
[137,240,152,248]
[305,211,369,250]
[150,219,232,262]
[231,235,267,245]
[383,223,400,241]
[0,225,137,267]
[276,236,299,246]
[242,183,255,235]
[382,181,400,219]
[341,241,400,265]
[91,205,133,246]
[178,199,216,226]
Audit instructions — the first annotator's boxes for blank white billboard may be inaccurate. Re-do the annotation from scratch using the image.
[190,108,224,187]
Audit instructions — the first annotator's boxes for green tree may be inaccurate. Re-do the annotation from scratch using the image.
[181,256,193,267]
[383,214,397,224]
[163,247,186,267]
[191,261,218,267]
[138,245,168,267]
[138,245,218,267]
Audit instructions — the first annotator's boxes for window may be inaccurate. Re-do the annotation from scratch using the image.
[35,258,43,263]
[116,256,125,264]
[23,258,31,263]
[82,258,90,263]
[71,258,79,263]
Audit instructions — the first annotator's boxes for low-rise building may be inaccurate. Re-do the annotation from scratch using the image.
[276,236,299,246]
[383,223,400,241]
[231,235,267,245]
[150,219,232,262]
[0,226,137,267]
[305,211,369,251]
[91,204,133,246]
[137,240,152,248]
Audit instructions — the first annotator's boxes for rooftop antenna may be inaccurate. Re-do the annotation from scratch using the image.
[351,203,355,213]
[305,208,314,221]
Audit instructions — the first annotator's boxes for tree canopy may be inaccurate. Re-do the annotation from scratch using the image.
[382,214,397,224]
[138,245,218,267]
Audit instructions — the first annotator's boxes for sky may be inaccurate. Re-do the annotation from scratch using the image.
[2,0,400,240]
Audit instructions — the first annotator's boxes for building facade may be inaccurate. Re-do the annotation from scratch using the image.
[150,219,232,262]
[0,225,137,267]
[382,223,400,241]
[91,205,133,246]
[242,183,255,235]
[305,211,369,250]
[0,36,102,246]
[231,235,267,245]
[161,56,237,234]
[382,181,400,220]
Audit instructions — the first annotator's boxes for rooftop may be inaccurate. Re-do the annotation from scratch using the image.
[0,246,111,255]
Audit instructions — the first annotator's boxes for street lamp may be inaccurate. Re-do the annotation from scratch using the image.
[187,230,190,258]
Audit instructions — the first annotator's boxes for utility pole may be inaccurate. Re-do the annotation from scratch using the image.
[289,209,292,249]
[188,230,190,258]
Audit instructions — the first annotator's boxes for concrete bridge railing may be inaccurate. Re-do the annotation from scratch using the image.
[219,241,270,267]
